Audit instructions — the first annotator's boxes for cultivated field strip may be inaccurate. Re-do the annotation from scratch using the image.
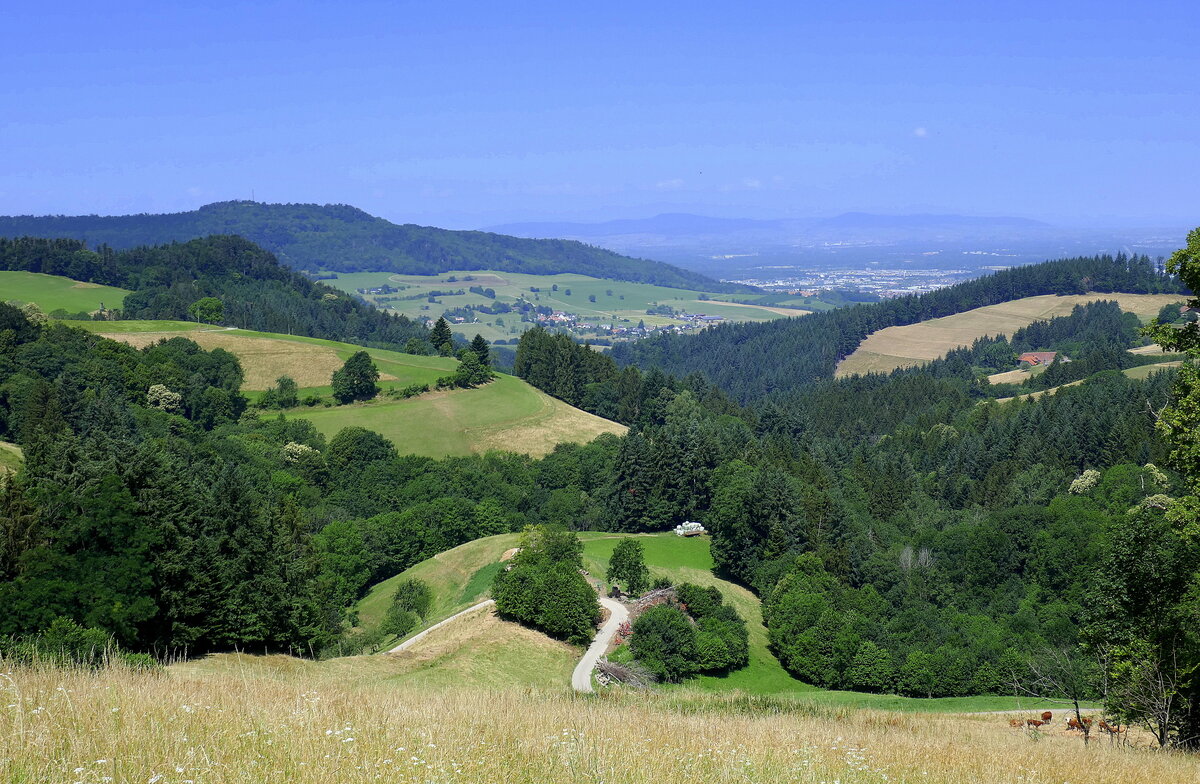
[836,293,1182,377]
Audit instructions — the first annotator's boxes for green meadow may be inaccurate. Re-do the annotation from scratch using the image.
[1,270,130,313]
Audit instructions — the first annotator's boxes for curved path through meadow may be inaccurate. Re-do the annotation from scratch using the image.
[571,597,629,693]
[386,599,495,654]
[386,593,629,693]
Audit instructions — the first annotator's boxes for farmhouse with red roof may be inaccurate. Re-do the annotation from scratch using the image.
[1017,351,1065,367]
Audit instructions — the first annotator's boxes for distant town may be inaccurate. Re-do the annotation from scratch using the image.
[732,266,981,298]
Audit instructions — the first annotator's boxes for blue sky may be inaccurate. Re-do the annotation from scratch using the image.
[1,1,1197,228]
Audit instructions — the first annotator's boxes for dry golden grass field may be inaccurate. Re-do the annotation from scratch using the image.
[175,604,578,691]
[836,293,1183,378]
[3,661,1195,784]
[95,329,399,391]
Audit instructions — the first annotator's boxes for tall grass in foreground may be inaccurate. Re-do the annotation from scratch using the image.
[1,661,1195,784]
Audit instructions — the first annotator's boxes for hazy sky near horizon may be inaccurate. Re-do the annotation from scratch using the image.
[2,1,1197,229]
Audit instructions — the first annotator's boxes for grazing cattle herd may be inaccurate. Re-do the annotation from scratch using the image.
[1007,711,1127,742]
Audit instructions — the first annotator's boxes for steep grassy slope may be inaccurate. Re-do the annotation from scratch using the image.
[289,375,625,458]
[76,321,625,458]
[0,270,129,313]
[0,201,749,291]
[836,293,1182,377]
[7,664,1178,784]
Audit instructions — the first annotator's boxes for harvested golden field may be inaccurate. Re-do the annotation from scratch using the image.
[987,367,1033,385]
[174,605,576,691]
[837,293,1183,377]
[96,329,396,390]
[3,662,1193,784]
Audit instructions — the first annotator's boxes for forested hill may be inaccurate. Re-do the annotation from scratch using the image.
[611,253,1188,402]
[0,201,751,292]
[0,235,429,348]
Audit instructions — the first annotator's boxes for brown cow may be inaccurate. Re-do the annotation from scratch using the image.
[1041,711,1053,723]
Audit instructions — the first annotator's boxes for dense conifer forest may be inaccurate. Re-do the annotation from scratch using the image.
[0,201,752,292]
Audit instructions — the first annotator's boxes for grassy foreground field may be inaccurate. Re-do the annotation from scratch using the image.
[0,270,129,313]
[836,292,1183,377]
[70,320,624,458]
[326,269,809,343]
[2,663,1183,784]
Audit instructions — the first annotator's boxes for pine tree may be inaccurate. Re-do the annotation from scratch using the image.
[470,333,490,366]
[430,317,454,356]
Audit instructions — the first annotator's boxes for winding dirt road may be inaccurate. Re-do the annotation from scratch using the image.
[386,599,496,655]
[571,597,629,693]
[385,593,628,693]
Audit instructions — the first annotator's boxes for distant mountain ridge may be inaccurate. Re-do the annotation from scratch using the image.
[487,213,781,238]
[817,212,1050,229]
[0,201,751,293]
[487,211,1052,239]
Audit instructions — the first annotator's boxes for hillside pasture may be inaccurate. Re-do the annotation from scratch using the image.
[837,293,1183,378]
[71,321,623,457]
[94,328,401,390]
[356,534,522,632]
[86,323,456,391]
[0,270,129,313]
[287,374,625,458]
